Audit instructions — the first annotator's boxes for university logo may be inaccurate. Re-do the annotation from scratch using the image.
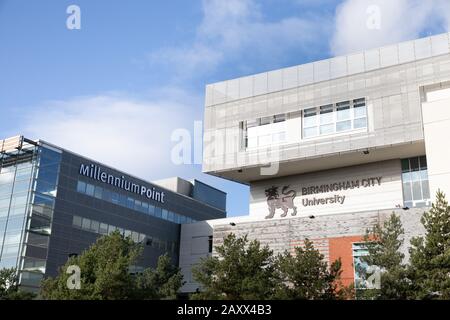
[264,186,297,219]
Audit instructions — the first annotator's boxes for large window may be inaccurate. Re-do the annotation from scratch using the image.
[240,98,367,149]
[241,111,302,149]
[302,98,367,139]
[401,156,430,208]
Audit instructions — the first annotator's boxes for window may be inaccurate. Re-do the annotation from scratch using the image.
[402,156,430,208]
[138,201,146,213]
[336,101,351,132]
[90,220,100,233]
[319,104,334,135]
[85,184,95,196]
[111,192,119,205]
[353,98,367,129]
[241,111,301,149]
[73,216,82,228]
[94,186,102,199]
[77,181,86,193]
[99,223,108,235]
[208,236,213,253]
[134,200,142,211]
[303,108,318,138]
[81,218,91,230]
[302,98,367,138]
[273,113,286,123]
[154,207,162,218]
[131,231,139,243]
[126,197,134,209]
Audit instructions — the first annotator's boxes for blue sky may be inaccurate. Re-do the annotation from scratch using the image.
[0,0,449,216]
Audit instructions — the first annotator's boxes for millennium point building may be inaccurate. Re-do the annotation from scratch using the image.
[0,136,226,292]
[180,32,450,293]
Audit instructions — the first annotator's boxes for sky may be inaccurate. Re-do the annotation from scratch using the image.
[0,0,449,217]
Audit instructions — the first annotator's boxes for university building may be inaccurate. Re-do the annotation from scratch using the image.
[0,136,226,292]
[180,32,450,292]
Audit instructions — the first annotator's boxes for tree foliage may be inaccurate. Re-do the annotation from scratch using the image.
[359,191,450,300]
[0,268,35,300]
[40,230,183,300]
[192,233,276,300]
[409,190,450,299]
[192,233,346,300]
[135,254,184,300]
[274,239,344,300]
[358,213,410,299]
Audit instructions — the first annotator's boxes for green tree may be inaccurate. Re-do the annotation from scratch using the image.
[40,230,182,300]
[358,213,411,299]
[135,253,184,299]
[0,268,35,300]
[41,230,141,300]
[409,190,450,299]
[274,239,344,300]
[191,233,276,300]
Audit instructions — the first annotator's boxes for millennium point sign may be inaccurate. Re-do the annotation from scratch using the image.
[264,177,382,219]
[79,163,165,204]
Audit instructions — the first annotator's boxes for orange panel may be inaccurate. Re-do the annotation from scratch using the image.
[328,235,364,288]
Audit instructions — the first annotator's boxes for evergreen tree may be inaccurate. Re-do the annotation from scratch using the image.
[274,239,344,300]
[358,213,411,299]
[191,233,276,300]
[135,254,184,299]
[409,190,450,299]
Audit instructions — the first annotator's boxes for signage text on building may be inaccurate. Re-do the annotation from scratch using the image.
[264,177,382,219]
[79,163,165,203]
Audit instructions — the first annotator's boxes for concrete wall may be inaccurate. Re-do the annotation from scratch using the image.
[422,85,450,198]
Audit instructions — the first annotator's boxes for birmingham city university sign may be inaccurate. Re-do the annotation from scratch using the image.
[264,177,382,219]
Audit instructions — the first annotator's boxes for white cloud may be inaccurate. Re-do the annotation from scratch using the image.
[331,0,450,56]
[150,0,333,78]
[22,93,201,180]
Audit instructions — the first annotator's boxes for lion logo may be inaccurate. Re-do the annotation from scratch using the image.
[264,185,297,219]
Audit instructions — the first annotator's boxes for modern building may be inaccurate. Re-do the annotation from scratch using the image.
[180,32,450,293]
[0,136,226,292]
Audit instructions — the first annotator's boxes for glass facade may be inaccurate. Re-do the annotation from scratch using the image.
[0,144,61,291]
[76,180,197,224]
[401,156,431,208]
[0,160,34,270]
[71,215,177,253]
